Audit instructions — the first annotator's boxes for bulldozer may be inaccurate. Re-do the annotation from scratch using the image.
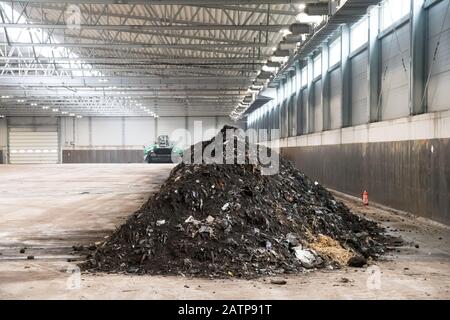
[144,135,183,163]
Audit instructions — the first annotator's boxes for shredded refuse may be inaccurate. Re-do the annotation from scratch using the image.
[82,126,396,278]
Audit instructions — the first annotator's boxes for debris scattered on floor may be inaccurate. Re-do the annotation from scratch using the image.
[270,279,287,285]
[82,126,396,278]
[347,256,367,268]
[340,277,352,283]
[19,248,26,254]
[27,255,34,260]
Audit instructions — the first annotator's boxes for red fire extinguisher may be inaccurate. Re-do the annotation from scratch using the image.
[362,190,369,206]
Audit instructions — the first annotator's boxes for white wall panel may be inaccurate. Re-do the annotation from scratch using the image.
[351,50,369,125]
[428,0,450,112]
[4,116,238,154]
[60,117,74,147]
[329,67,343,129]
[157,117,185,143]
[91,117,122,146]
[75,117,90,146]
[216,116,234,131]
[187,116,216,145]
[124,117,155,147]
[381,24,411,120]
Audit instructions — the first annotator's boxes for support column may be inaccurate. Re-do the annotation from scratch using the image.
[411,0,426,114]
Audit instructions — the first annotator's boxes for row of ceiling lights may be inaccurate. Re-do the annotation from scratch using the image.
[1,95,82,118]
[0,95,160,118]
[230,2,330,120]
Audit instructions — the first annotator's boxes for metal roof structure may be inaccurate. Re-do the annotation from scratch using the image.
[0,1,327,118]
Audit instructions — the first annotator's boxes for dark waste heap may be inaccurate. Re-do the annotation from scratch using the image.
[82,126,394,278]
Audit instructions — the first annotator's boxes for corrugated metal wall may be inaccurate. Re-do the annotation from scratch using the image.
[281,100,289,138]
[381,23,411,120]
[282,137,450,226]
[427,0,450,112]
[329,67,343,129]
[313,80,323,132]
[351,50,369,125]
[296,90,304,135]
[288,94,296,136]
[300,89,308,134]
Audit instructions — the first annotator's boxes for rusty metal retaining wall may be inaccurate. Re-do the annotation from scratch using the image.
[281,138,450,225]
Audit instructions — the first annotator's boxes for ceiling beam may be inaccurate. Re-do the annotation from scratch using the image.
[9,1,311,5]
[0,42,271,49]
[0,23,286,32]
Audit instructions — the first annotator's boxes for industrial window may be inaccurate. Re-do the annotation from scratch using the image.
[313,54,322,78]
[350,17,368,53]
[329,37,341,67]
[301,66,308,87]
[380,0,411,31]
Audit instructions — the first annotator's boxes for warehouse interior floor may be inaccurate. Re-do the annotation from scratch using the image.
[0,164,449,300]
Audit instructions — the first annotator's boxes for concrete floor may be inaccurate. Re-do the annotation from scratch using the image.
[0,164,449,300]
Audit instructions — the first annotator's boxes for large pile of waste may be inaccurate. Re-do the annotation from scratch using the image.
[83,126,393,278]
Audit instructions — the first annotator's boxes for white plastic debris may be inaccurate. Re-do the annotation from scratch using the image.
[292,247,317,269]
[184,216,200,225]
[199,225,213,235]
[156,220,166,226]
[314,181,319,186]
[205,215,215,224]
[221,203,230,211]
